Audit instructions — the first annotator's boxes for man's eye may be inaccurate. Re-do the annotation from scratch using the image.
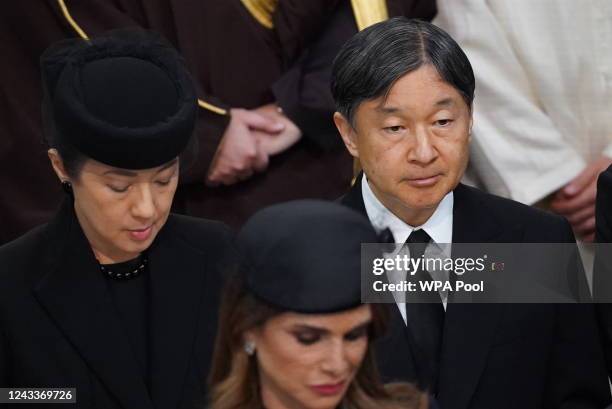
[294,332,321,345]
[384,126,403,133]
[108,185,129,193]
[435,119,453,126]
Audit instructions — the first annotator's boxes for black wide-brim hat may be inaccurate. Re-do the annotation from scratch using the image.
[236,200,380,314]
[40,29,197,170]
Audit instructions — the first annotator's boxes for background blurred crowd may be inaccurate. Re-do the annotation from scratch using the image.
[1,0,610,246]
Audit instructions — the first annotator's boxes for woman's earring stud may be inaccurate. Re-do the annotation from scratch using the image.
[244,340,256,356]
[61,180,73,195]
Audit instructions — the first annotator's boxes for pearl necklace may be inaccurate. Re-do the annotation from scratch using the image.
[99,256,148,281]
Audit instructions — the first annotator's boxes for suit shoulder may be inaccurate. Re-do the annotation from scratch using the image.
[0,224,47,268]
[599,165,612,185]
[597,166,612,202]
[164,213,234,251]
[458,184,573,241]
[0,224,47,288]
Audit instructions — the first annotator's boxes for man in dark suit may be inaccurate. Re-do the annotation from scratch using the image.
[331,18,610,409]
[595,165,612,380]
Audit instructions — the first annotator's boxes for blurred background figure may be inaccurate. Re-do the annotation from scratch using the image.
[594,164,612,381]
[434,0,612,243]
[0,0,436,244]
[207,200,433,409]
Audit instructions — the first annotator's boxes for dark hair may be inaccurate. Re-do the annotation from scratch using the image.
[331,17,475,125]
[41,91,87,179]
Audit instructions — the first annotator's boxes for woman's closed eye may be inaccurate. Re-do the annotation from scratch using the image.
[108,184,129,193]
[293,331,322,346]
[155,179,171,186]
[344,325,369,342]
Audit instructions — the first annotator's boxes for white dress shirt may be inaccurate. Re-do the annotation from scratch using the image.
[361,175,454,320]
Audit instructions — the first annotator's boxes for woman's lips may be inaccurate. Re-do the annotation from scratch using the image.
[128,225,153,241]
[405,174,441,187]
[310,381,346,396]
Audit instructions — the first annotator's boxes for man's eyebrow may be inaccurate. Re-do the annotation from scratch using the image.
[435,97,455,107]
[375,105,401,114]
[374,97,455,115]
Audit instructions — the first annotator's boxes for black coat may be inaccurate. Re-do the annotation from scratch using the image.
[341,176,611,409]
[0,200,233,409]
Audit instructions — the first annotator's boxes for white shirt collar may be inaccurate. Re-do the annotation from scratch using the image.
[361,174,454,244]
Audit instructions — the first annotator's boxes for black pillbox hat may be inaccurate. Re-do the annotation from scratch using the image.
[236,200,379,314]
[40,29,197,169]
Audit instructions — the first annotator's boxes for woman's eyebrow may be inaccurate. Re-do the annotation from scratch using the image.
[103,169,138,177]
[156,158,178,174]
[344,320,372,335]
[291,324,329,335]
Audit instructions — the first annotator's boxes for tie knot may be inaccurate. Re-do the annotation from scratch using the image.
[406,229,431,244]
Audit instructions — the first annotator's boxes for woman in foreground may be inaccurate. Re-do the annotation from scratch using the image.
[207,200,433,409]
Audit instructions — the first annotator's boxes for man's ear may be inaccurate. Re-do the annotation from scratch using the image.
[47,149,70,182]
[333,112,359,158]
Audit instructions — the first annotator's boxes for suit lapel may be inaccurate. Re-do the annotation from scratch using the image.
[341,175,422,382]
[340,172,367,215]
[436,184,510,409]
[33,201,153,409]
[148,218,211,409]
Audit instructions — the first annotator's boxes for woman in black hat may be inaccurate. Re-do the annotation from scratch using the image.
[0,31,231,409]
[207,201,432,409]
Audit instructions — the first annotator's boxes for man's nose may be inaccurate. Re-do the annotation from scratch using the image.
[409,127,438,165]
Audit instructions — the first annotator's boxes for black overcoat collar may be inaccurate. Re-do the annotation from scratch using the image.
[32,200,211,409]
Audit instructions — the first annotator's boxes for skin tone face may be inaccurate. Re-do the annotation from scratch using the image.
[334,64,473,227]
[246,305,372,409]
[48,150,179,264]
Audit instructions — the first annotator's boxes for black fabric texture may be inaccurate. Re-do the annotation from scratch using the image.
[237,200,377,313]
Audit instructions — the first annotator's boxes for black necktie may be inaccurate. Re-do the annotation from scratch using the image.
[405,229,444,394]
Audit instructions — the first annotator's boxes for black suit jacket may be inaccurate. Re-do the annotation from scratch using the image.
[341,176,610,409]
[0,200,233,409]
[595,165,612,379]
[596,165,612,244]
